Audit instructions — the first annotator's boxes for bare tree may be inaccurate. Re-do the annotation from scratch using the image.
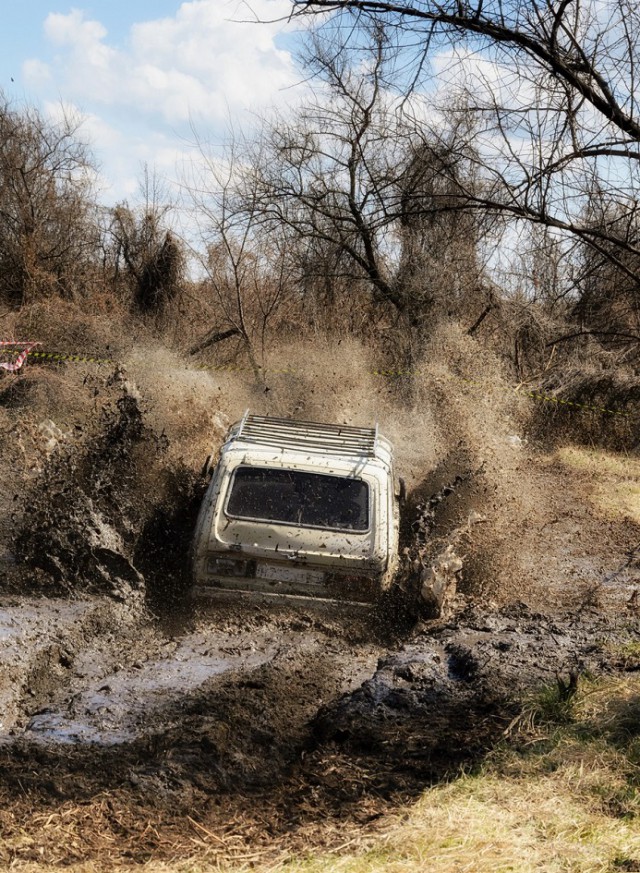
[568,197,640,347]
[291,0,640,281]
[395,134,487,322]
[255,28,404,308]
[250,26,486,333]
[184,132,297,374]
[0,93,98,306]
[109,167,185,314]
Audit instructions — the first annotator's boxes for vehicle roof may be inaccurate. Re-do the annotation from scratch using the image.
[222,412,393,469]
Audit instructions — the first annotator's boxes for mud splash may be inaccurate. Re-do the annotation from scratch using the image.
[11,382,202,605]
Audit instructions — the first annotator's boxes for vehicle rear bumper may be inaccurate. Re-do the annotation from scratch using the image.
[190,583,376,611]
[192,565,382,605]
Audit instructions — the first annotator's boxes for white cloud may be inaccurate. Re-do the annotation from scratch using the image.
[20,0,306,213]
[34,97,196,208]
[45,9,108,47]
[23,58,52,88]
[37,1,299,127]
[432,45,536,109]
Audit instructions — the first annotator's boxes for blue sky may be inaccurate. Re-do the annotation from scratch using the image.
[2,1,303,204]
[3,2,180,82]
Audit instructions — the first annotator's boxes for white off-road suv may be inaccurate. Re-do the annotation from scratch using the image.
[191,412,400,607]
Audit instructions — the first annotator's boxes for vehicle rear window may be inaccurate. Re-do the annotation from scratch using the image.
[225,467,370,532]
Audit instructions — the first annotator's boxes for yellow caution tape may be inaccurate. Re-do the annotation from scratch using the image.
[28,351,116,365]
[6,345,634,419]
[193,364,257,373]
[520,389,629,417]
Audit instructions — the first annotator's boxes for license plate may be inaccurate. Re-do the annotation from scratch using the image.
[255,563,324,585]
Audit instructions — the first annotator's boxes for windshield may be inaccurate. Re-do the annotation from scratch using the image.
[225,466,370,532]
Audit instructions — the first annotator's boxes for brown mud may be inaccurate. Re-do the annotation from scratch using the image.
[0,354,639,867]
[1,595,639,868]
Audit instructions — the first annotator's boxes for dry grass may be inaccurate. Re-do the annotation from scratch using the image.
[6,677,640,872]
[556,447,640,525]
[160,675,640,872]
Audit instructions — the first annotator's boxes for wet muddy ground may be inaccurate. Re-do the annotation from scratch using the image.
[1,589,640,867]
[1,370,640,867]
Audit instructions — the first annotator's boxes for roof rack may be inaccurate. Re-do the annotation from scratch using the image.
[235,412,378,457]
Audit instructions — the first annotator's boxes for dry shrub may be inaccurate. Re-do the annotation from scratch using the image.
[465,293,557,381]
[535,363,640,450]
[465,293,640,451]
[157,280,232,354]
[9,297,138,363]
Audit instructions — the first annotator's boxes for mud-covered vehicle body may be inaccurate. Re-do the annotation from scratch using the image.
[191,413,400,606]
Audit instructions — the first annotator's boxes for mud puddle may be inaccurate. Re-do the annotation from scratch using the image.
[0,597,142,734]
[0,597,381,752]
[24,625,282,745]
[2,593,640,871]
[25,622,379,747]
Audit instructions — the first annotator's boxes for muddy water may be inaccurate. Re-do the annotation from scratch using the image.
[0,597,381,750]
[1,589,640,815]
[25,626,283,744]
[0,598,113,734]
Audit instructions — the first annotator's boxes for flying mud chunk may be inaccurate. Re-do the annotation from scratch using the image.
[191,412,401,607]
[419,543,464,618]
[14,389,151,599]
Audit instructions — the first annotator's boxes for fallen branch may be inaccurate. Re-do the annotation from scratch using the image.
[547,329,640,347]
[189,328,241,356]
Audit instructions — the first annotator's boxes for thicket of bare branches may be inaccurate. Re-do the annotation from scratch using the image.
[183,134,299,372]
[3,1,640,440]
[291,8,640,260]
[232,27,491,360]
[287,0,640,430]
[0,94,98,307]
[109,207,184,315]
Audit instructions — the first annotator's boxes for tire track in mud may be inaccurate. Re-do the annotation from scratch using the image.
[3,591,640,873]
